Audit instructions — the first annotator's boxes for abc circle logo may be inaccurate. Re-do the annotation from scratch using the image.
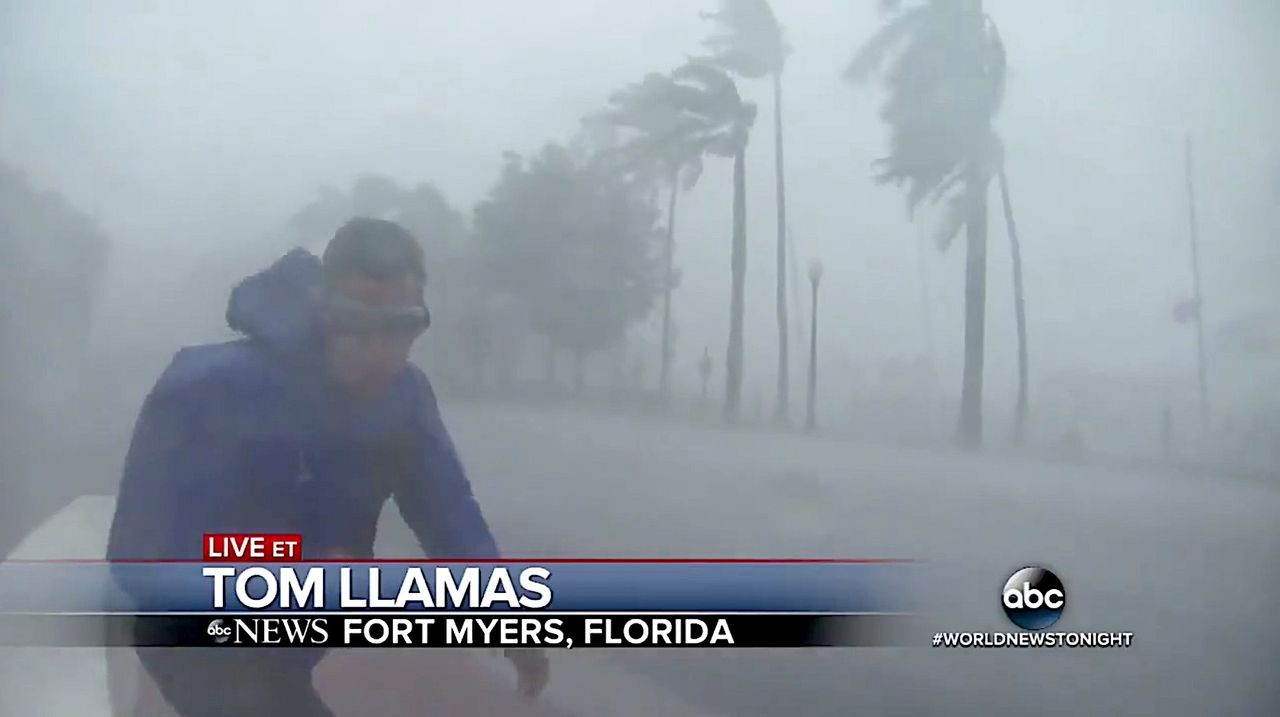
[1001,566,1065,630]
[206,618,232,644]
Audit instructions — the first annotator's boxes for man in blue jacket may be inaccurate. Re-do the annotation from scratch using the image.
[107,218,548,716]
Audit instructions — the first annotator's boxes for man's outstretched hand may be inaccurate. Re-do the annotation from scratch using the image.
[323,553,551,698]
[504,648,550,698]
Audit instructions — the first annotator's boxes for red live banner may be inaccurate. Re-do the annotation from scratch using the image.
[203,534,302,562]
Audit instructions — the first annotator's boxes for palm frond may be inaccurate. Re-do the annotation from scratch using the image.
[682,155,705,190]
[844,3,929,83]
[851,0,1009,245]
[699,0,787,78]
[589,60,754,190]
[928,166,967,206]
[672,61,743,105]
[933,187,968,251]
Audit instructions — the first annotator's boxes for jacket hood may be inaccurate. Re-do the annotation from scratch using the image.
[226,248,325,356]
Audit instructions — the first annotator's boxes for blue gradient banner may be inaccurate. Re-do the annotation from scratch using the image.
[0,561,921,614]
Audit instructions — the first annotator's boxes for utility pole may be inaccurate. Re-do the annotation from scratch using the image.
[1184,134,1210,431]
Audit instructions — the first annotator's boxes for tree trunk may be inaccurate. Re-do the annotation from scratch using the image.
[998,167,1029,446]
[772,72,790,425]
[659,180,678,404]
[957,164,989,448]
[786,214,803,374]
[723,146,748,424]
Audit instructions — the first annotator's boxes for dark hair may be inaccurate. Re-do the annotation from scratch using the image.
[322,217,426,283]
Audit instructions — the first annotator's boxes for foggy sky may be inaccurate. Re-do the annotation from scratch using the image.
[2,0,1277,415]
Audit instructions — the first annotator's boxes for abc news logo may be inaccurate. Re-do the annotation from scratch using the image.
[1001,566,1065,630]
[206,617,330,645]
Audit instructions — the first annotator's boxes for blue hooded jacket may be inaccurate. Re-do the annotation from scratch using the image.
[107,248,500,583]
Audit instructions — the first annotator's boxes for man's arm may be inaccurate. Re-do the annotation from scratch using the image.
[392,372,550,698]
[391,373,500,558]
[106,361,203,603]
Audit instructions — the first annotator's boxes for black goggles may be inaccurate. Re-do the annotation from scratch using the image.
[320,294,431,337]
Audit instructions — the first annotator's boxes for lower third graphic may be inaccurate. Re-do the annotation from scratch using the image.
[932,631,1133,649]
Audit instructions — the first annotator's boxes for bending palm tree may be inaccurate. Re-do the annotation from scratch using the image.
[994,149,1029,445]
[847,0,1007,448]
[672,63,758,424]
[595,77,715,403]
[700,0,793,424]
[597,62,757,423]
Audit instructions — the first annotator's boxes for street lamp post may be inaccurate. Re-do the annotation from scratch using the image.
[806,258,824,432]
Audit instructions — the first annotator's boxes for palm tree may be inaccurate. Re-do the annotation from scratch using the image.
[670,62,758,423]
[595,76,716,403]
[597,62,757,423]
[847,0,1007,448]
[699,0,793,424]
[994,147,1029,446]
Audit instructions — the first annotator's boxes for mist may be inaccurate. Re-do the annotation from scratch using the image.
[2,1,1278,715]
